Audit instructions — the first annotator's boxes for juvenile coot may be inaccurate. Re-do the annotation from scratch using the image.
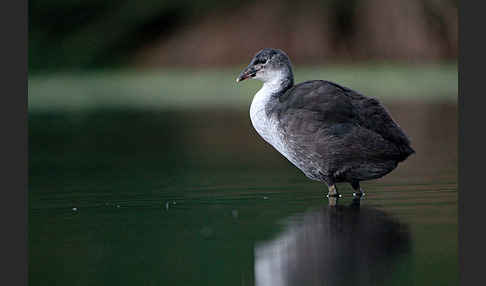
[236,48,415,198]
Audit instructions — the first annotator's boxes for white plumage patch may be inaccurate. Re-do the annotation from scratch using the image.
[249,70,294,163]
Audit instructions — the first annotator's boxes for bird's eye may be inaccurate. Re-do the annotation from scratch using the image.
[255,58,268,65]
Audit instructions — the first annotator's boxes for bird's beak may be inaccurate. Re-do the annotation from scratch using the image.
[236,65,258,83]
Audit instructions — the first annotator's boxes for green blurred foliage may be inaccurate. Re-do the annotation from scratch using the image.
[29,0,247,71]
[29,0,458,72]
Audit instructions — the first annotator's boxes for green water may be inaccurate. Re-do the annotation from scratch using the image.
[29,67,457,285]
[29,101,457,286]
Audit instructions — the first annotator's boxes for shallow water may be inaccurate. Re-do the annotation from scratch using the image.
[29,100,457,286]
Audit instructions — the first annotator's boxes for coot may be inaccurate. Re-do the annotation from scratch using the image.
[236,48,414,198]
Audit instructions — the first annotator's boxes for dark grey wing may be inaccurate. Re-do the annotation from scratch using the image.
[336,81,415,160]
[275,80,414,162]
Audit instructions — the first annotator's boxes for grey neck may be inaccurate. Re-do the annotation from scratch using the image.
[276,73,294,97]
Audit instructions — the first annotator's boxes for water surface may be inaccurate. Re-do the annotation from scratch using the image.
[29,100,457,285]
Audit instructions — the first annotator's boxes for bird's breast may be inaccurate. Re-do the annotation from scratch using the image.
[249,90,323,180]
[249,89,291,160]
[250,90,278,144]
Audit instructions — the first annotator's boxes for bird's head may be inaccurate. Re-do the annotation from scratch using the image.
[236,48,293,84]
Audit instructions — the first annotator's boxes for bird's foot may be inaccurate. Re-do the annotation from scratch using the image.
[352,190,366,199]
[326,193,342,198]
[328,197,339,207]
[326,184,341,198]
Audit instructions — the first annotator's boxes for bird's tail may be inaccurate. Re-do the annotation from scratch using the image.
[397,144,415,162]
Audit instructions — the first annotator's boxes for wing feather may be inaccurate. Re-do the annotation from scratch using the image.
[276,80,414,161]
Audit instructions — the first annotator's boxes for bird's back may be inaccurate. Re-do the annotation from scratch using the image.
[270,80,414,181]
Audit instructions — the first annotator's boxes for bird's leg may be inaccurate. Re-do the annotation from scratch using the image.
[351,181,365,198]
[326,184,341,198]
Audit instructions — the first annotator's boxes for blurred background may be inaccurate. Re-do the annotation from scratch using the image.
[29,0,457,71]
[28,0,458,109]
[29,1,458,286]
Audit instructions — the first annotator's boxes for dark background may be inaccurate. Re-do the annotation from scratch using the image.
[29,0,457,72]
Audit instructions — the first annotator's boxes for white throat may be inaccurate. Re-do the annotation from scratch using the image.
[255,69,287,95]
[249,70,287,147]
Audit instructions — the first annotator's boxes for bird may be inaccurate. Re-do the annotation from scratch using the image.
[236,48,415,198]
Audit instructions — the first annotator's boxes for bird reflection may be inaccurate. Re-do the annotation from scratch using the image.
[254,198,410,286]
